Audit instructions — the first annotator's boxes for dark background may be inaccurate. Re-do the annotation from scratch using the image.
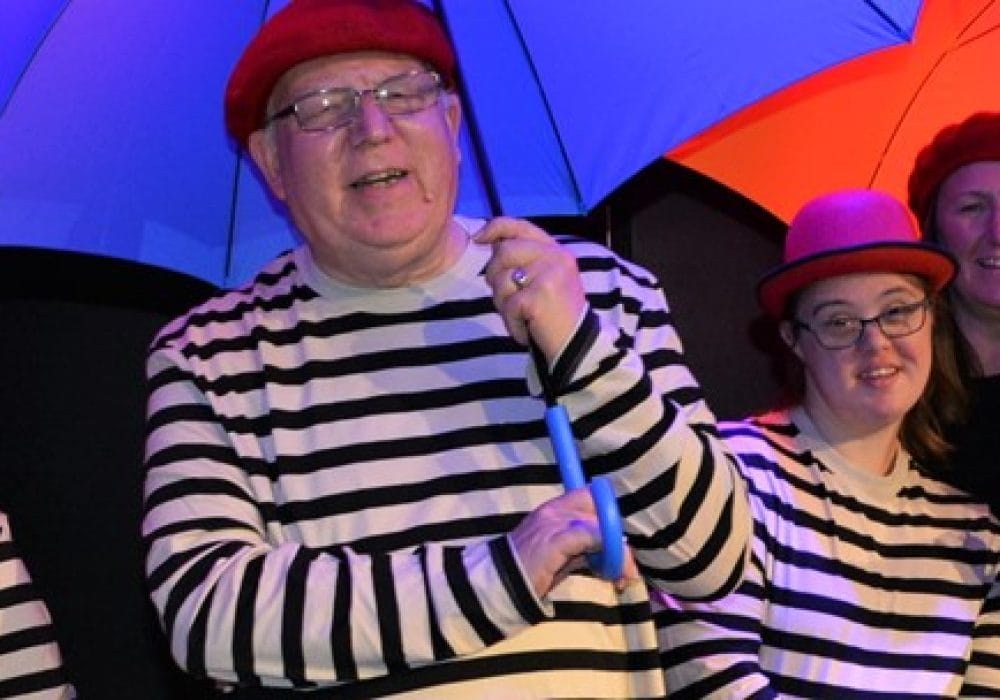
[0,159,785,697]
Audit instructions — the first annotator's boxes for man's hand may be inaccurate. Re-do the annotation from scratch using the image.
[478,217,587,365]
[509,487,638,597]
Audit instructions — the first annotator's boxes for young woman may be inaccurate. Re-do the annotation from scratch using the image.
[656,189,1000,698]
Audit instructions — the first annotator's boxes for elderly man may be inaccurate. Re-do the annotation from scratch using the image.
[141,0,749,696]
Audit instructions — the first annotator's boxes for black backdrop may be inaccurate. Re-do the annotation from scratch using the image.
[0,159,784,697]
[0,251,219,698]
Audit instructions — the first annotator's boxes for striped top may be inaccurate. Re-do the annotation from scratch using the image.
[655,407,1000,699]
[0,512,74,699]
[141,220,750,698]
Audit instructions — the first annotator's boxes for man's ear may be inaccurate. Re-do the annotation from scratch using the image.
[248,129,287,202]
[442,92,462,164]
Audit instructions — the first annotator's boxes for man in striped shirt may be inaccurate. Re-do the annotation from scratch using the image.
[141,0,750,696]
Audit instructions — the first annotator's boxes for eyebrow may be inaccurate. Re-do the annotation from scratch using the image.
[952,190,995,200]
[807,285,922,316]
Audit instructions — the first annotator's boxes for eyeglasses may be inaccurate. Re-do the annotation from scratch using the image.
[267,69,443,132]
[792,298,931,350]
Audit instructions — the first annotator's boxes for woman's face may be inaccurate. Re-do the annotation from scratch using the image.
[784,272,933,441]
[934,161,1000,319]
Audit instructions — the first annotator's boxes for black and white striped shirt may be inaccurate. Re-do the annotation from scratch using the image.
[0,512,74,699]
[656,407,1000,698]
[142,222,749,697]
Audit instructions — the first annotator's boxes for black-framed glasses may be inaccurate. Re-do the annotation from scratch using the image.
[792,298,931,350]
[266,69,443,132]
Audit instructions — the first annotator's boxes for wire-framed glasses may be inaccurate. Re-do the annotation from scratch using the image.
[267,69,443,132]
[792,298,931,350]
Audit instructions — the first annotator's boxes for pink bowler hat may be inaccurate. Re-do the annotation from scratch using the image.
[757,189,956,318]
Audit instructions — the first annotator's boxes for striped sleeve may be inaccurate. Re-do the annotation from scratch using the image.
[0,513,75,699]
[564,244,751,600]
[649,419,799,697]
[646,420,775,698]
[653,526,776,699]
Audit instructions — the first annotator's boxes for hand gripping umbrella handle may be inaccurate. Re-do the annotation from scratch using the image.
[543,403,624,581]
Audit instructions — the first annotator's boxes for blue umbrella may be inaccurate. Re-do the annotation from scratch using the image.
[0,1,922,288]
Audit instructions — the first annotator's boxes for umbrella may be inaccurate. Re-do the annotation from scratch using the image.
[668,0,1000,223]
[0,1,923,288]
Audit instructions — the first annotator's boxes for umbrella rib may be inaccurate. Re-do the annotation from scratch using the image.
[868,0,997,188]
[500,1,585,214]
[0,0,73,118]
[224,152,245,289]
[432,0,504,216]
[862,0,916,41]
[954,4,1000,49]
[224,0,276,288]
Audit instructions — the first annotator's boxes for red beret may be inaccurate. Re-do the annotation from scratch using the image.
[225,0,457,149]
[907,112,1000,224]
[758,189,955,318]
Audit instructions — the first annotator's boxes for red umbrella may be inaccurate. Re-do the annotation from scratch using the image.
[667,0,1000,223]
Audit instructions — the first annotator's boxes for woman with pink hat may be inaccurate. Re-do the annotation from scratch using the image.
[655,189,1000,697]
[908,112,1000,516]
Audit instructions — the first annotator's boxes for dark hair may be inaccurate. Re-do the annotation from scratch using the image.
[901,293,967,466]
[776,285,967,467]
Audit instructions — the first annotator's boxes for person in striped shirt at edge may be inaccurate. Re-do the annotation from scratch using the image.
[654,189,1000,698]
[0,511,75,698]
[140,0,751,696]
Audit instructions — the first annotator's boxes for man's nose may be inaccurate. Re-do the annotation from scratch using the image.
[349,93,392,145]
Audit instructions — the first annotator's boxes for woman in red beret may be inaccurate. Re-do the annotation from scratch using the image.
[908,112,1000,516]
[655,189,1000,697]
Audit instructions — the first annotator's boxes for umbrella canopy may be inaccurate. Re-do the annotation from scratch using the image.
[0,1,922,288]
[668,0,999,223]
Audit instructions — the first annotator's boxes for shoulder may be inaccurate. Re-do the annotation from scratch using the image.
[556,234,656,279]
[552,234,662,303]
[149,249,307,355]
[911,461,1000,514]
[720,410,798,446]
[721,410,811,481]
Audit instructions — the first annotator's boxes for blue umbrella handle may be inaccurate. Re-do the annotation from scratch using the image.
[543,404,624,580]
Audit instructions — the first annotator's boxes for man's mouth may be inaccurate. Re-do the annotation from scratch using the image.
[975,255,1000,270]
[350,169,408,189]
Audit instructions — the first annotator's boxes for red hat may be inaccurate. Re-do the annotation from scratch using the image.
[224,0,457,149]
[907,112,1000,223]
[757,189,956,318]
